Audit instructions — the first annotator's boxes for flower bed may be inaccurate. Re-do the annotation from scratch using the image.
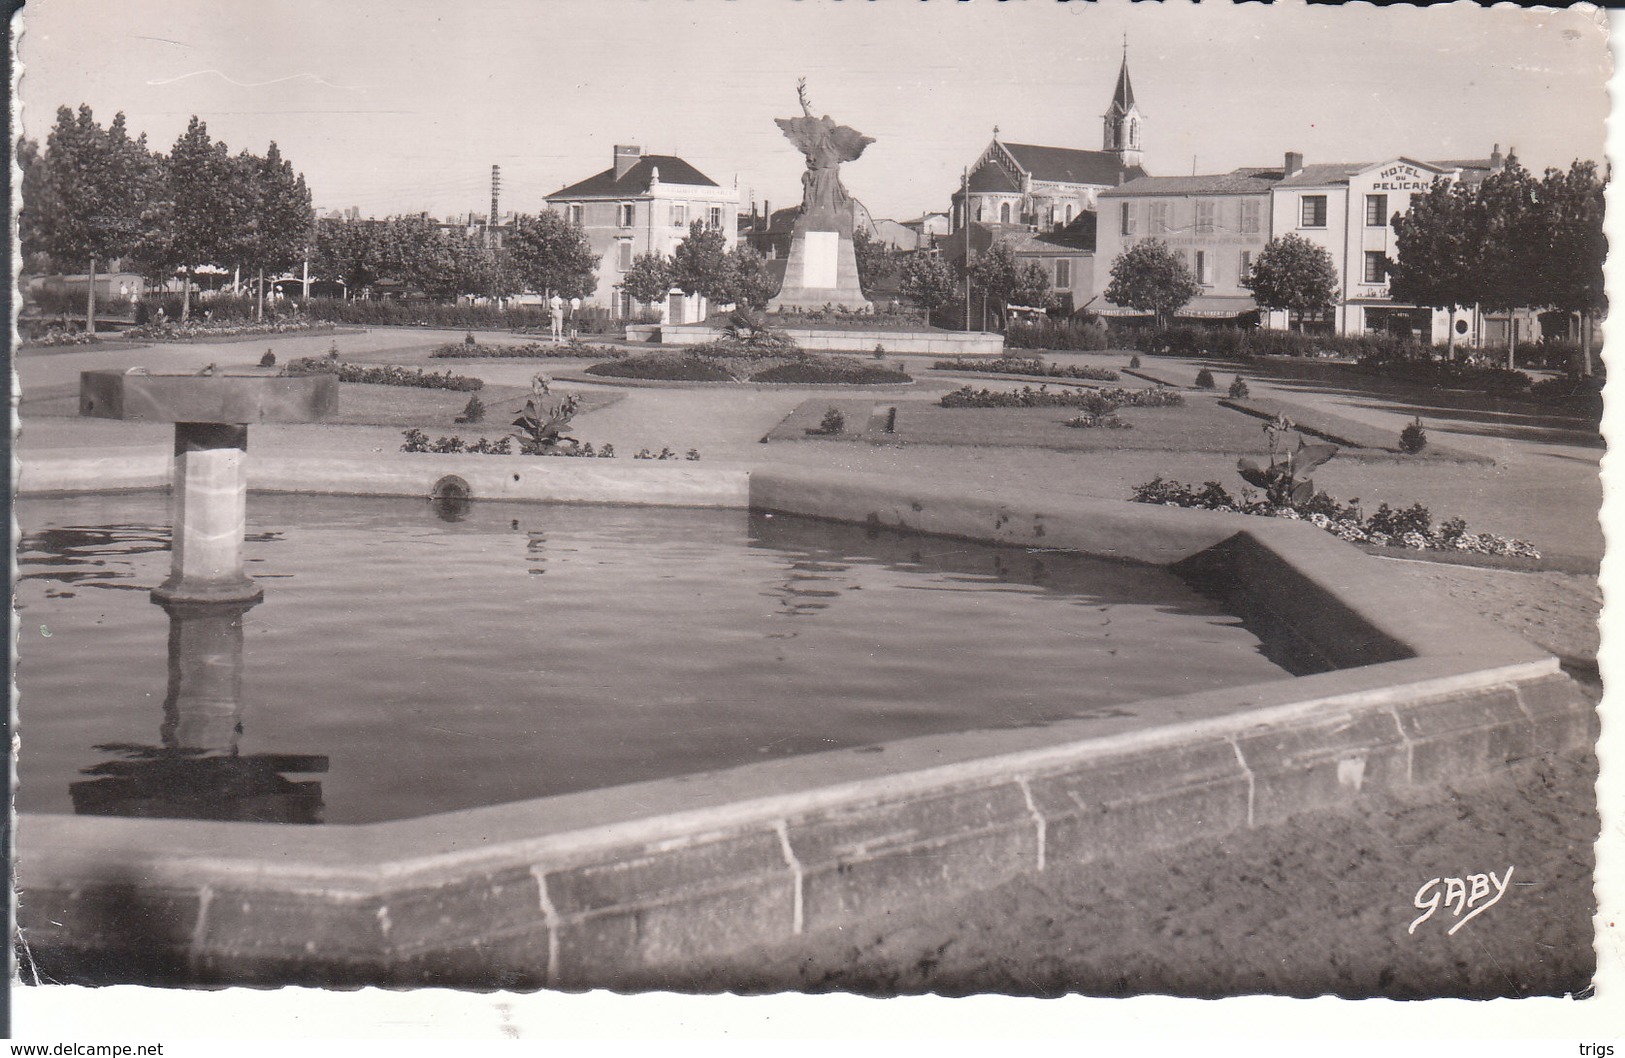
[1131,477,1540,559]
[586,346,912,385]
[585,354,736,382]
[122,319,326,342]
[751,359,911,384]
[934,356,1119,382]
[285,357,483,391]
[938,385,1184,410]
[430,340,626,360]
[24,329,102,348]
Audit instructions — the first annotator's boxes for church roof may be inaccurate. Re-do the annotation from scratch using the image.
[546,155,718,199]
[1001,142,1145,187]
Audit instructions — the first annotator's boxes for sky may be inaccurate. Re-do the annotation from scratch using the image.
[13,0,1613,225]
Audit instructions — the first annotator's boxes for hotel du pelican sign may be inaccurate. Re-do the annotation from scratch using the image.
[1371,163,1435,192]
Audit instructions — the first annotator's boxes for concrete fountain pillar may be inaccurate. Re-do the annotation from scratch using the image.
[79,366,338,606]
[157,423,258,604]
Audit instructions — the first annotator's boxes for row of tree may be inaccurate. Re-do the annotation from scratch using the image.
[19,103,609,328]
[19,106,312,329]
[314,212,600,305]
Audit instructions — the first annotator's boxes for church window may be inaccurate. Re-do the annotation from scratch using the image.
[1000,202,1011,223]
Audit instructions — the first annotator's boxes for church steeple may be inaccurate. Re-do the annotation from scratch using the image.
[1102,40,1143,169]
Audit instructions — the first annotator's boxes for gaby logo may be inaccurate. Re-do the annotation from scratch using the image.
[1409,867,1514,936]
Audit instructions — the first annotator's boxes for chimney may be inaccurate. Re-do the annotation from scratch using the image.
[1284,151,1304,177]
[1490,144,1504,173]
[614,145,642,180]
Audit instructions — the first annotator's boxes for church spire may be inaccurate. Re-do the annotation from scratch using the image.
[1102,41,1143,169]
[1109,43,1135,115]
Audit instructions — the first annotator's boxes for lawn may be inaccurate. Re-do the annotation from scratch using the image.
[766,392,1483,461]
[324,383,620,429]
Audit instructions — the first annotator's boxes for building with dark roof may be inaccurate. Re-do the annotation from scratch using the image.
[950,53,1149,233]
[545,145,739,322]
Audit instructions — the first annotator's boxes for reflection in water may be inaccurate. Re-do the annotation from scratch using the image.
[69,596,329,824]
[432,493,472,523]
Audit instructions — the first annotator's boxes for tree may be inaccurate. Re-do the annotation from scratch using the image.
[313,217,387,296]
[1388,176,1481,358]
[617,252,674,307]
[967,242,1051,328]
[725,247,777,310]
[670,220,733,302]
[852,226,897,296]
[1473,157,1539,363]
[34,105,163,331]
[157,118,247,320]
[239,142,313,318]
[504,212,598,299]
[1243,233,1340,332]
[1104,239,1200,327]
[1527,160,1606,376]
[16,135,51,263]
[898,252,958,318]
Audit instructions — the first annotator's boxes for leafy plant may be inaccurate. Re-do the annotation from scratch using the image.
[1399,416,1428,454]
[1129,355,1142,369]
[1236,415,1339,506]
[1227,375,1249,399]
[259,349,277,367]
[511,393,582,452]
[1195,367,1217,390]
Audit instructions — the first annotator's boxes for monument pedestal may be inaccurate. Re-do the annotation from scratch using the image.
[768,228,872,314]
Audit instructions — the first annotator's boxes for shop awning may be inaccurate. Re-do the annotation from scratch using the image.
[1096,295,1258,319]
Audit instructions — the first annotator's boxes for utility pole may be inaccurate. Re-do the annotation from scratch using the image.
[962,167,971,332]
[489,165,502,250]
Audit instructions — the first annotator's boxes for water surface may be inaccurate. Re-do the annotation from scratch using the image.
[15,494,1292,823]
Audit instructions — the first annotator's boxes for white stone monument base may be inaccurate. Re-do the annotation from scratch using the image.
[767,228,872,313]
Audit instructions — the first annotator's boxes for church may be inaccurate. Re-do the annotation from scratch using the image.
[950,52,1149,233]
